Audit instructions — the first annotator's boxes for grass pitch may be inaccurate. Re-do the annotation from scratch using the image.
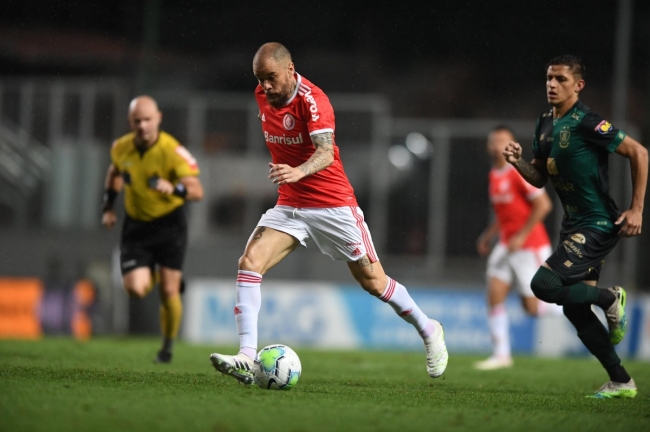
[1,338,648,432]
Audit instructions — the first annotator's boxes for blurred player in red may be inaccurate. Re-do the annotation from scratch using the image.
[209,42,448,384]
[475,125,559,370]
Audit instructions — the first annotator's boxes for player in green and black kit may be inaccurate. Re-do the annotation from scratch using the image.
[503,55,648,399]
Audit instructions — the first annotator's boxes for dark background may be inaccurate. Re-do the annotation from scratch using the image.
[1,0,649,287]
[2,0,650,123]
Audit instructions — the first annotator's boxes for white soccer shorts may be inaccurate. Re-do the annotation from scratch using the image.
[257,205,379,262]
[486,242,551,297]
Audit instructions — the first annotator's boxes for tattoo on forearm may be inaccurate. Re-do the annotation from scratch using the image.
[515,159,545,186]
[253,227,266,240]
[357,256,373,272]
[299,132,334,176]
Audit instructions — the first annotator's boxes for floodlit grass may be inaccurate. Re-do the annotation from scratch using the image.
[1,338,648,432]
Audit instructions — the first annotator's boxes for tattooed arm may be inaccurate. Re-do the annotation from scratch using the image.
[298,132,334,175]
[503,140,548,188]
[268,132,335,185]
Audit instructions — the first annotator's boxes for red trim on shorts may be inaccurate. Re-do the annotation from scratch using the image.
[349,206,378,262]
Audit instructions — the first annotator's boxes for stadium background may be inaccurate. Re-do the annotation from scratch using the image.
[1,0,650,356]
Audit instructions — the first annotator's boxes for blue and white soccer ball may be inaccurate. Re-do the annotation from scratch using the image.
[253,344,302,390]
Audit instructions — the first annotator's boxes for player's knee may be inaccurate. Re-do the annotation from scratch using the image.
[530,266,565,304]
[238,253,262,274]
[124,284,148,299]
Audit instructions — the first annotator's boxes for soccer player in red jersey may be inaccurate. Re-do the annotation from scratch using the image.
[475,125,558,370]
[209,42,448,384]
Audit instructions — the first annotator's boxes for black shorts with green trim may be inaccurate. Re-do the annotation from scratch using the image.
[120,206,188,275]
[545,227,619,285]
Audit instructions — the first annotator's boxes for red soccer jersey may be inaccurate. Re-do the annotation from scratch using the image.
[488,164,550,248]
[255,73,358,208]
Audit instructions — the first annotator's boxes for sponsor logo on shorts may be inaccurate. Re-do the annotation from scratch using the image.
[595,120,613,134]
[564,260,573,268]
[351,248,363,257]
[234,306,242,315]
[570,233,586,244]
[121,259,137,269]
[345,242,361,247]
[283,113,295,130]
[562,240,583,258]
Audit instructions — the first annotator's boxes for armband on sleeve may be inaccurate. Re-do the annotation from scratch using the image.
[172,183,187,199]
[102,189,118,212]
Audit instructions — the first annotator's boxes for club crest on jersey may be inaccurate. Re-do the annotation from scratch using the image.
[283,113,295,130]
[595,120,612,134]
[559,126,570,148]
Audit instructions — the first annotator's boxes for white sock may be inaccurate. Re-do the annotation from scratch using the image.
[379,277,433,338]
[488,303,511,359]
[235,270,262,359]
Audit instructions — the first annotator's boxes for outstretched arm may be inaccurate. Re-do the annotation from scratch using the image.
[502,141,548,188]
[614,135,648,236]
[268,132,335,185]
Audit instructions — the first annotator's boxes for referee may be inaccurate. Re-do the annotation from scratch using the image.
[101,96,204,363]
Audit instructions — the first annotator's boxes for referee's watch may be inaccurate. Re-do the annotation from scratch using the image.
[173,183,187,198]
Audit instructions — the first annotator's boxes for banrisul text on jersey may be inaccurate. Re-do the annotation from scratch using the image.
[255,73,358,208]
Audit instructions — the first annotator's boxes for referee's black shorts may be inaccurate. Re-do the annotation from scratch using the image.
[120,206,188,275]
[546,227,619,285]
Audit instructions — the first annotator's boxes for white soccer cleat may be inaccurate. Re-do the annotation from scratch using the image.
[209,353,255,385]
[423,319,448,378]
[473,356,514,371]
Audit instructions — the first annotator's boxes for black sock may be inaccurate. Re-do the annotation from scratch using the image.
[595,288,616,310]
[563,304,623,379]
[605,364,631,383]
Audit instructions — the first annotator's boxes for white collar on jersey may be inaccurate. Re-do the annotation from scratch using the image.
[284,73,302,106]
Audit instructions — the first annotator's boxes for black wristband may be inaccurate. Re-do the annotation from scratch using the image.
[102,189,118,212]
[172,183,187,199]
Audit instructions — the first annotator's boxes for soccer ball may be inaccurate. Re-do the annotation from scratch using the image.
[253,344,302,390]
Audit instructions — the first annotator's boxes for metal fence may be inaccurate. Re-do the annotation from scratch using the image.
[0,78,643,291]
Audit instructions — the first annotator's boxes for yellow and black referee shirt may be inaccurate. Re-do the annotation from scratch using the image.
[110,131,200,222]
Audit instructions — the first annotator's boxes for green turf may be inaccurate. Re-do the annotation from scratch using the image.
[1,338,648,432]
